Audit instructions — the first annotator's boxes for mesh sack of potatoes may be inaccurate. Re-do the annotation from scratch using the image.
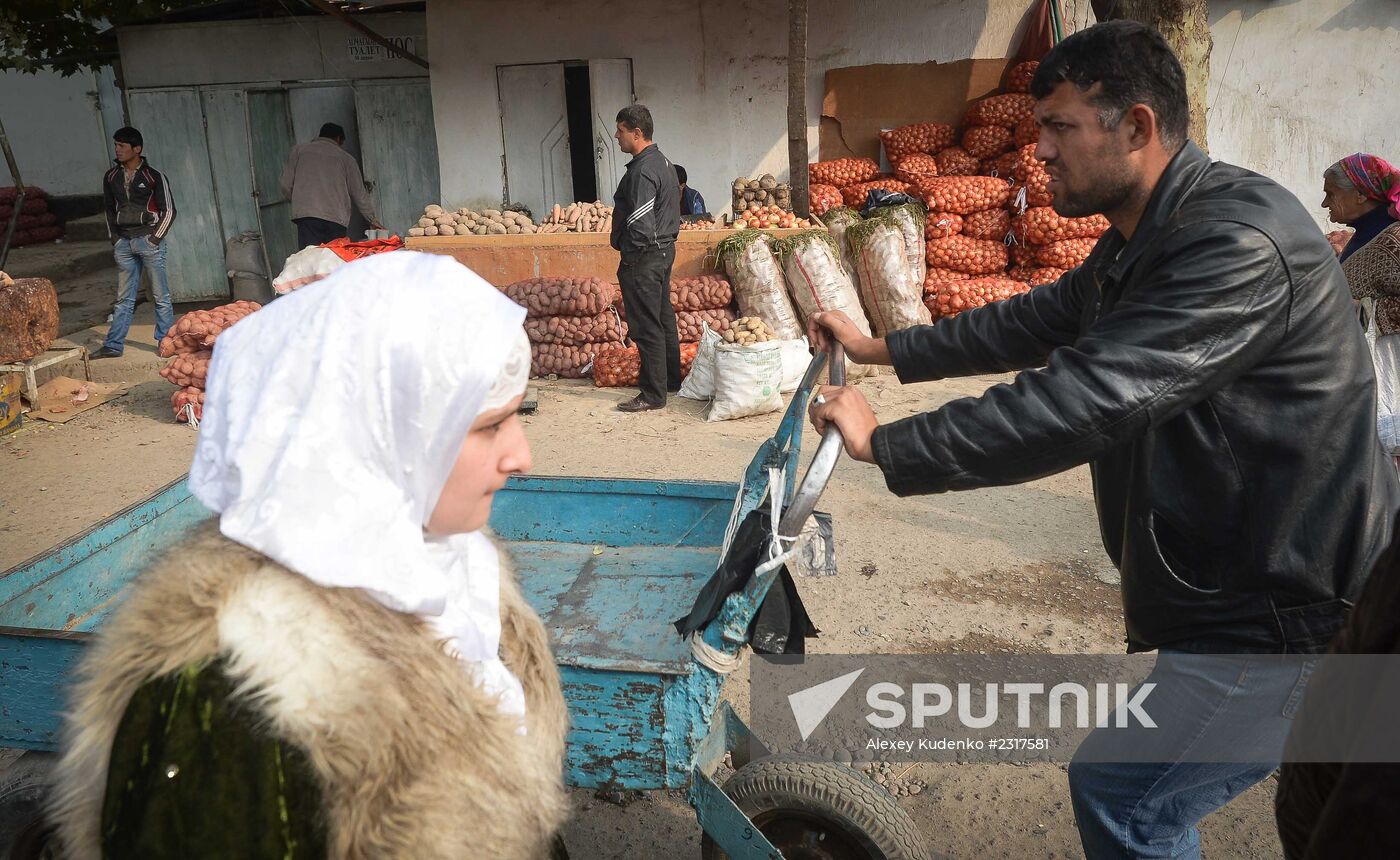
[670,275,735,311]
[158,301,261,358]
[592,342,700,388]
[170,387,205,422]
[530,342,610,379]
[504,277,619,317]
[159,350,213,389]
[719,230,805,340]
[925,235,1010,276]
[523,311,627,346]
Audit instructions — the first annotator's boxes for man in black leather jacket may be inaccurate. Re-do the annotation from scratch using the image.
[809,21,1399,859]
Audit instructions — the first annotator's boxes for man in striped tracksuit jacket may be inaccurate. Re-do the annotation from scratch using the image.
[609,104,681,411]
[92,126,177,359]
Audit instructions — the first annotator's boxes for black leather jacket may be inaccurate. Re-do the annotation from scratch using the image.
[871,143,1400,653]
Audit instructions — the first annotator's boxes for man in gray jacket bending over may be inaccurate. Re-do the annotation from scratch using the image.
[279,123,383,249]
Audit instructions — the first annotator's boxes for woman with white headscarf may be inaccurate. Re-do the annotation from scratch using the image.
[46,252,569,859]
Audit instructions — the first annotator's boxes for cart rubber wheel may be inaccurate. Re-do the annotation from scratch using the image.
[0,752,58,860]
[699,755,930,860]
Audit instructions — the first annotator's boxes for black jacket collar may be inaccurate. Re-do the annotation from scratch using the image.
[1098,142,1212,284]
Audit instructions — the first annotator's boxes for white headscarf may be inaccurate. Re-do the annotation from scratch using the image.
[190,251,533,720]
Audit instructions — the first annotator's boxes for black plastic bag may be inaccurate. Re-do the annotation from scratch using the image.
[674,505,819,654]
[860,189,921,218]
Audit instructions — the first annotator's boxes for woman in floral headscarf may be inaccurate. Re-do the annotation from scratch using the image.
[47,252,569,859]
[1323,154,1400,465]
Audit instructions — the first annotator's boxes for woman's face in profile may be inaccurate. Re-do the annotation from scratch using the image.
[426,396,531,535]
[1323,176,1374,226]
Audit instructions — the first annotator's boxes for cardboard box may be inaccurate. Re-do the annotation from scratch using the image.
[819,58,1015,162]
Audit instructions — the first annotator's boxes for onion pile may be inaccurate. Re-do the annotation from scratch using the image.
[925,235,1010,276]
[880,122,957,161]
[963,209,1012,242]
[924,211,964,241]
[935,147,981,177]
[963,125,1015,160]
[923,276,1030,320]
[809,158,881,188]
[916,176,1013,215]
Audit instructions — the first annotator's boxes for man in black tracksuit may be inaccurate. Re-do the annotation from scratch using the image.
[92,126,177,359]
[609,105,681,412]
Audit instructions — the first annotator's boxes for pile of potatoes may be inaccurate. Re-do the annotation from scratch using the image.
[408,204,538,237]
[731,174,791,213]
[538,201,614,234]
[158,301,260,357]
[722,316,777,345]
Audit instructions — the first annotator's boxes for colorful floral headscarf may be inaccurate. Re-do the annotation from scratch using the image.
[1340,153,1400,219]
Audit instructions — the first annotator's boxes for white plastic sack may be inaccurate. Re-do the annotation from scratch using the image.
[724,235,805,340]
[273,247,346,294]
[678,324,724,400]
[1367,309,1400,455]
[850,218,932,337]
[777,233,877,380]
[822,208,863,283]
[708,341,783,422]
[778,337,813,393]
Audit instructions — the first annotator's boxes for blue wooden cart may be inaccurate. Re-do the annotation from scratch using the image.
[0,350,929,860]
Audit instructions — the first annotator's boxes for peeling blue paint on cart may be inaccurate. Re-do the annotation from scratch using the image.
[1,374,824,856]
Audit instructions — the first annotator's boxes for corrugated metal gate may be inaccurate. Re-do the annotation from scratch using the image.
[126,79,439,302]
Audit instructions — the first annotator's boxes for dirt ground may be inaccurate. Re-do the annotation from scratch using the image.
[1,260,1284,858]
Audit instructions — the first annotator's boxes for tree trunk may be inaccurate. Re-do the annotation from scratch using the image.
[1107,0,1212,152]
[787,0,810,217]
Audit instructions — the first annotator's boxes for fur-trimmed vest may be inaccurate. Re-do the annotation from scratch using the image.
[47,525,569,859]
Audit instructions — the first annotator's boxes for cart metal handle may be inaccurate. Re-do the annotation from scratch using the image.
[777,343,844,539]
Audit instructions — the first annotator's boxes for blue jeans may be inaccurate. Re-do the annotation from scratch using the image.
[106,235,174,352]
[1068,651,1315,859]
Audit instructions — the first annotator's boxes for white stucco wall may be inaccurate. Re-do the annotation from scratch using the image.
[428,0,1094,210]
[1208,0,1399,228]
[0,68,112,197]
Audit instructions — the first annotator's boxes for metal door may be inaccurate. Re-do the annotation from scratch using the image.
[246,90,299,274]
[201,89,260,242]
[498,63,571,219]
[127,88,228,301]
[588,59,634,206]
[289,85,369,238]
[354,80,440,236]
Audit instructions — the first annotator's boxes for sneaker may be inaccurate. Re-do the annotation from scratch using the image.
[89,346,122,359]
[616,395,664,413]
